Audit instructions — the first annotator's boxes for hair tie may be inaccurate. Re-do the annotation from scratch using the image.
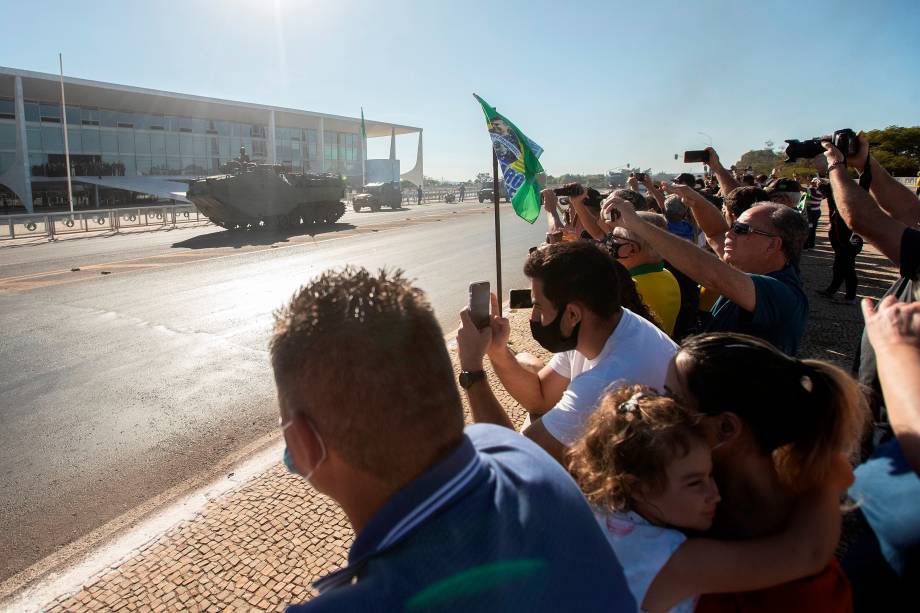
[617,392,644,415]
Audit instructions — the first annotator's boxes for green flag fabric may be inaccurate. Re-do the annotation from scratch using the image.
[473,94,544,224]
[360,108,367,141]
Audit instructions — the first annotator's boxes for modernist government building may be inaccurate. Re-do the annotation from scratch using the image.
[0,66,423,213]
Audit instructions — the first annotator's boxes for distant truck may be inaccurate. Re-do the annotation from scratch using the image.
[353,182,402,212]
[478,181,509,203]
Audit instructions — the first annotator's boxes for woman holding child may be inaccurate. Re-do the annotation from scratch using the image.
[569,332,869,612]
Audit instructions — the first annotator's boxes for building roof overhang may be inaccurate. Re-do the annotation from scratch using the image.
[0,66,419,137]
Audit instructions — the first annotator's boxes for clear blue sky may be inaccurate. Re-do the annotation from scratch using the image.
[2,0,918,181]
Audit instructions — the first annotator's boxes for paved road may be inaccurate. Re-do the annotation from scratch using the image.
[0,200,546,582]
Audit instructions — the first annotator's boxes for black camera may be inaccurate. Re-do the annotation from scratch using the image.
[553,183,585,197]
[784,129,858,162]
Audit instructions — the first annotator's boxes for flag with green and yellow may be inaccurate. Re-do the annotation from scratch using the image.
[473,94,544,223]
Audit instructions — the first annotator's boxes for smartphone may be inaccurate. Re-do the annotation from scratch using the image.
[509,289,533,310]
[469,281,490,329]
[634,172,646,182]
[684,150,710,164]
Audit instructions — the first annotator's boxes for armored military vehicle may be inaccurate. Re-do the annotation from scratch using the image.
[186,149,346,231]
[478,180,508,203]
[353,182,402,212]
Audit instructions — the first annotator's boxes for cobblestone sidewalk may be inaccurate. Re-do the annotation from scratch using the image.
[41,310,545,613]
[35,208,899,612]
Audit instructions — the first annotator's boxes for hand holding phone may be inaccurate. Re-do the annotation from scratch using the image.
[469,281,491,329]
[684,150,711,164]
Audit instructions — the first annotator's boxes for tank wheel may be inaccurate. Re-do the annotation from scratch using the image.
[353,202,363,213]
[329,202,345,223]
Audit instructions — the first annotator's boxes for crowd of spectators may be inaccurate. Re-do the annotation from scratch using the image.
[268,130,918,612]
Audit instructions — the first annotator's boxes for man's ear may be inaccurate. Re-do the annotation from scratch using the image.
[289,413,326,469]
[565,302,584,327]
[714,412,743,447]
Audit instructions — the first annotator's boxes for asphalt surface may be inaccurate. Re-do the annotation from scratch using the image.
[0,199,546,582]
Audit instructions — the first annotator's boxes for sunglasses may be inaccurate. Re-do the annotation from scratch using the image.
[730,221,777,238]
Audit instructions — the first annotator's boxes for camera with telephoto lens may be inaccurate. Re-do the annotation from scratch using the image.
[784,129,859,162]
[553,183,585,197]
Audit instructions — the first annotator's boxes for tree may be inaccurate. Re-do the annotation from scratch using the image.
[736,126,920,180]
[864,126,920,176]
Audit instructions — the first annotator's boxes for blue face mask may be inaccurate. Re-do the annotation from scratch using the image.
[283,446,297,473]
[280,416,327,480]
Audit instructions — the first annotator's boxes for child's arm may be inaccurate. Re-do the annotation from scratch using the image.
[642,454,852,613]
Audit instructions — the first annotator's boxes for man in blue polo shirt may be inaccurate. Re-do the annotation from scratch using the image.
[612,185,809,355]
[270,267,634,612]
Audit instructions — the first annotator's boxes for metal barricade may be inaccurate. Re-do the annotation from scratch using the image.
[0,204,207,241]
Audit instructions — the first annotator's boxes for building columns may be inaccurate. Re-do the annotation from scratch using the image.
[268,110,277,165]
[0,76,35,212]
[318,117,325,173]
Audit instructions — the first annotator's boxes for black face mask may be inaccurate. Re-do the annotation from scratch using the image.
[530,306,580,353]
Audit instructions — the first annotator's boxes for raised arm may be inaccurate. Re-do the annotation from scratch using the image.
[642,175,666,212]
[862,296,920,476]
[566,185,607,240]
[663,182,730,255]
[706,147,740,196]
[459,293,569,414]
[541,189,565,233]
[848,131,920,227]
[643,457,851,613]
[823,141,906,265]
[607,197,756,311]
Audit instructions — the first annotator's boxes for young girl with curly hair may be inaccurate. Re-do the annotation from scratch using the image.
[569,381,860,613]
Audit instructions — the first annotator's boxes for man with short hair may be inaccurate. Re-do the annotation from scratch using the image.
[764,177,804,208]
[607,212,682,337]
[456,241,678,463]
[272,267,635,611]
[611,185,809,355]
[722,185,771,225]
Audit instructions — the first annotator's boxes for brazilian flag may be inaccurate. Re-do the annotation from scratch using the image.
[474,94,544,223]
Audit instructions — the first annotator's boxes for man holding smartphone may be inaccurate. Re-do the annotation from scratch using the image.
[456,241,678,465]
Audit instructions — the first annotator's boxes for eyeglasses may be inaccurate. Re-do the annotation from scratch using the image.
[730,221,777,238]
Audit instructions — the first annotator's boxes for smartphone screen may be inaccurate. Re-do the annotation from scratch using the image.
[469,281,490,328]
[684,150,710,164]
[509,289,533,310]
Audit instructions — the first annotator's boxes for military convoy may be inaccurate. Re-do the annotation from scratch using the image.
[186,149,346,231]
[352,182,402,212]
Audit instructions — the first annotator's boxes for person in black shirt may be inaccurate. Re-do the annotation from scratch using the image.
[816,180,861,304]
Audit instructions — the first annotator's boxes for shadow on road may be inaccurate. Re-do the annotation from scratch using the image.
[171,222,356,250]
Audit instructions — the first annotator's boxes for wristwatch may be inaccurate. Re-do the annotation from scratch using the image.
[458,370,486,389]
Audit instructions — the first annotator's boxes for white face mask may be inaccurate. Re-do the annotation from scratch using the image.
[281,417,327,482]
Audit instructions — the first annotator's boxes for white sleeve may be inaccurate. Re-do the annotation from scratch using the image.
[597,513,694,613]
[547,351,572,380]
[539,372,613,446]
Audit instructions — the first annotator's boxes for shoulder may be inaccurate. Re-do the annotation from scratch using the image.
[615,309,679,351]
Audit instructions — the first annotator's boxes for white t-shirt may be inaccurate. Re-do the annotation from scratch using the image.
[597,510,697,613]
[541,308,677,445]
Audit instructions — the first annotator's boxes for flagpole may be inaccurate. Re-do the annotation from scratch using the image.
[492,149,502,317]
[59,53,74,214]
[360,107,366,188]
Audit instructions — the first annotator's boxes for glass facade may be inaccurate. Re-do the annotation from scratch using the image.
[0,97,363,179]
